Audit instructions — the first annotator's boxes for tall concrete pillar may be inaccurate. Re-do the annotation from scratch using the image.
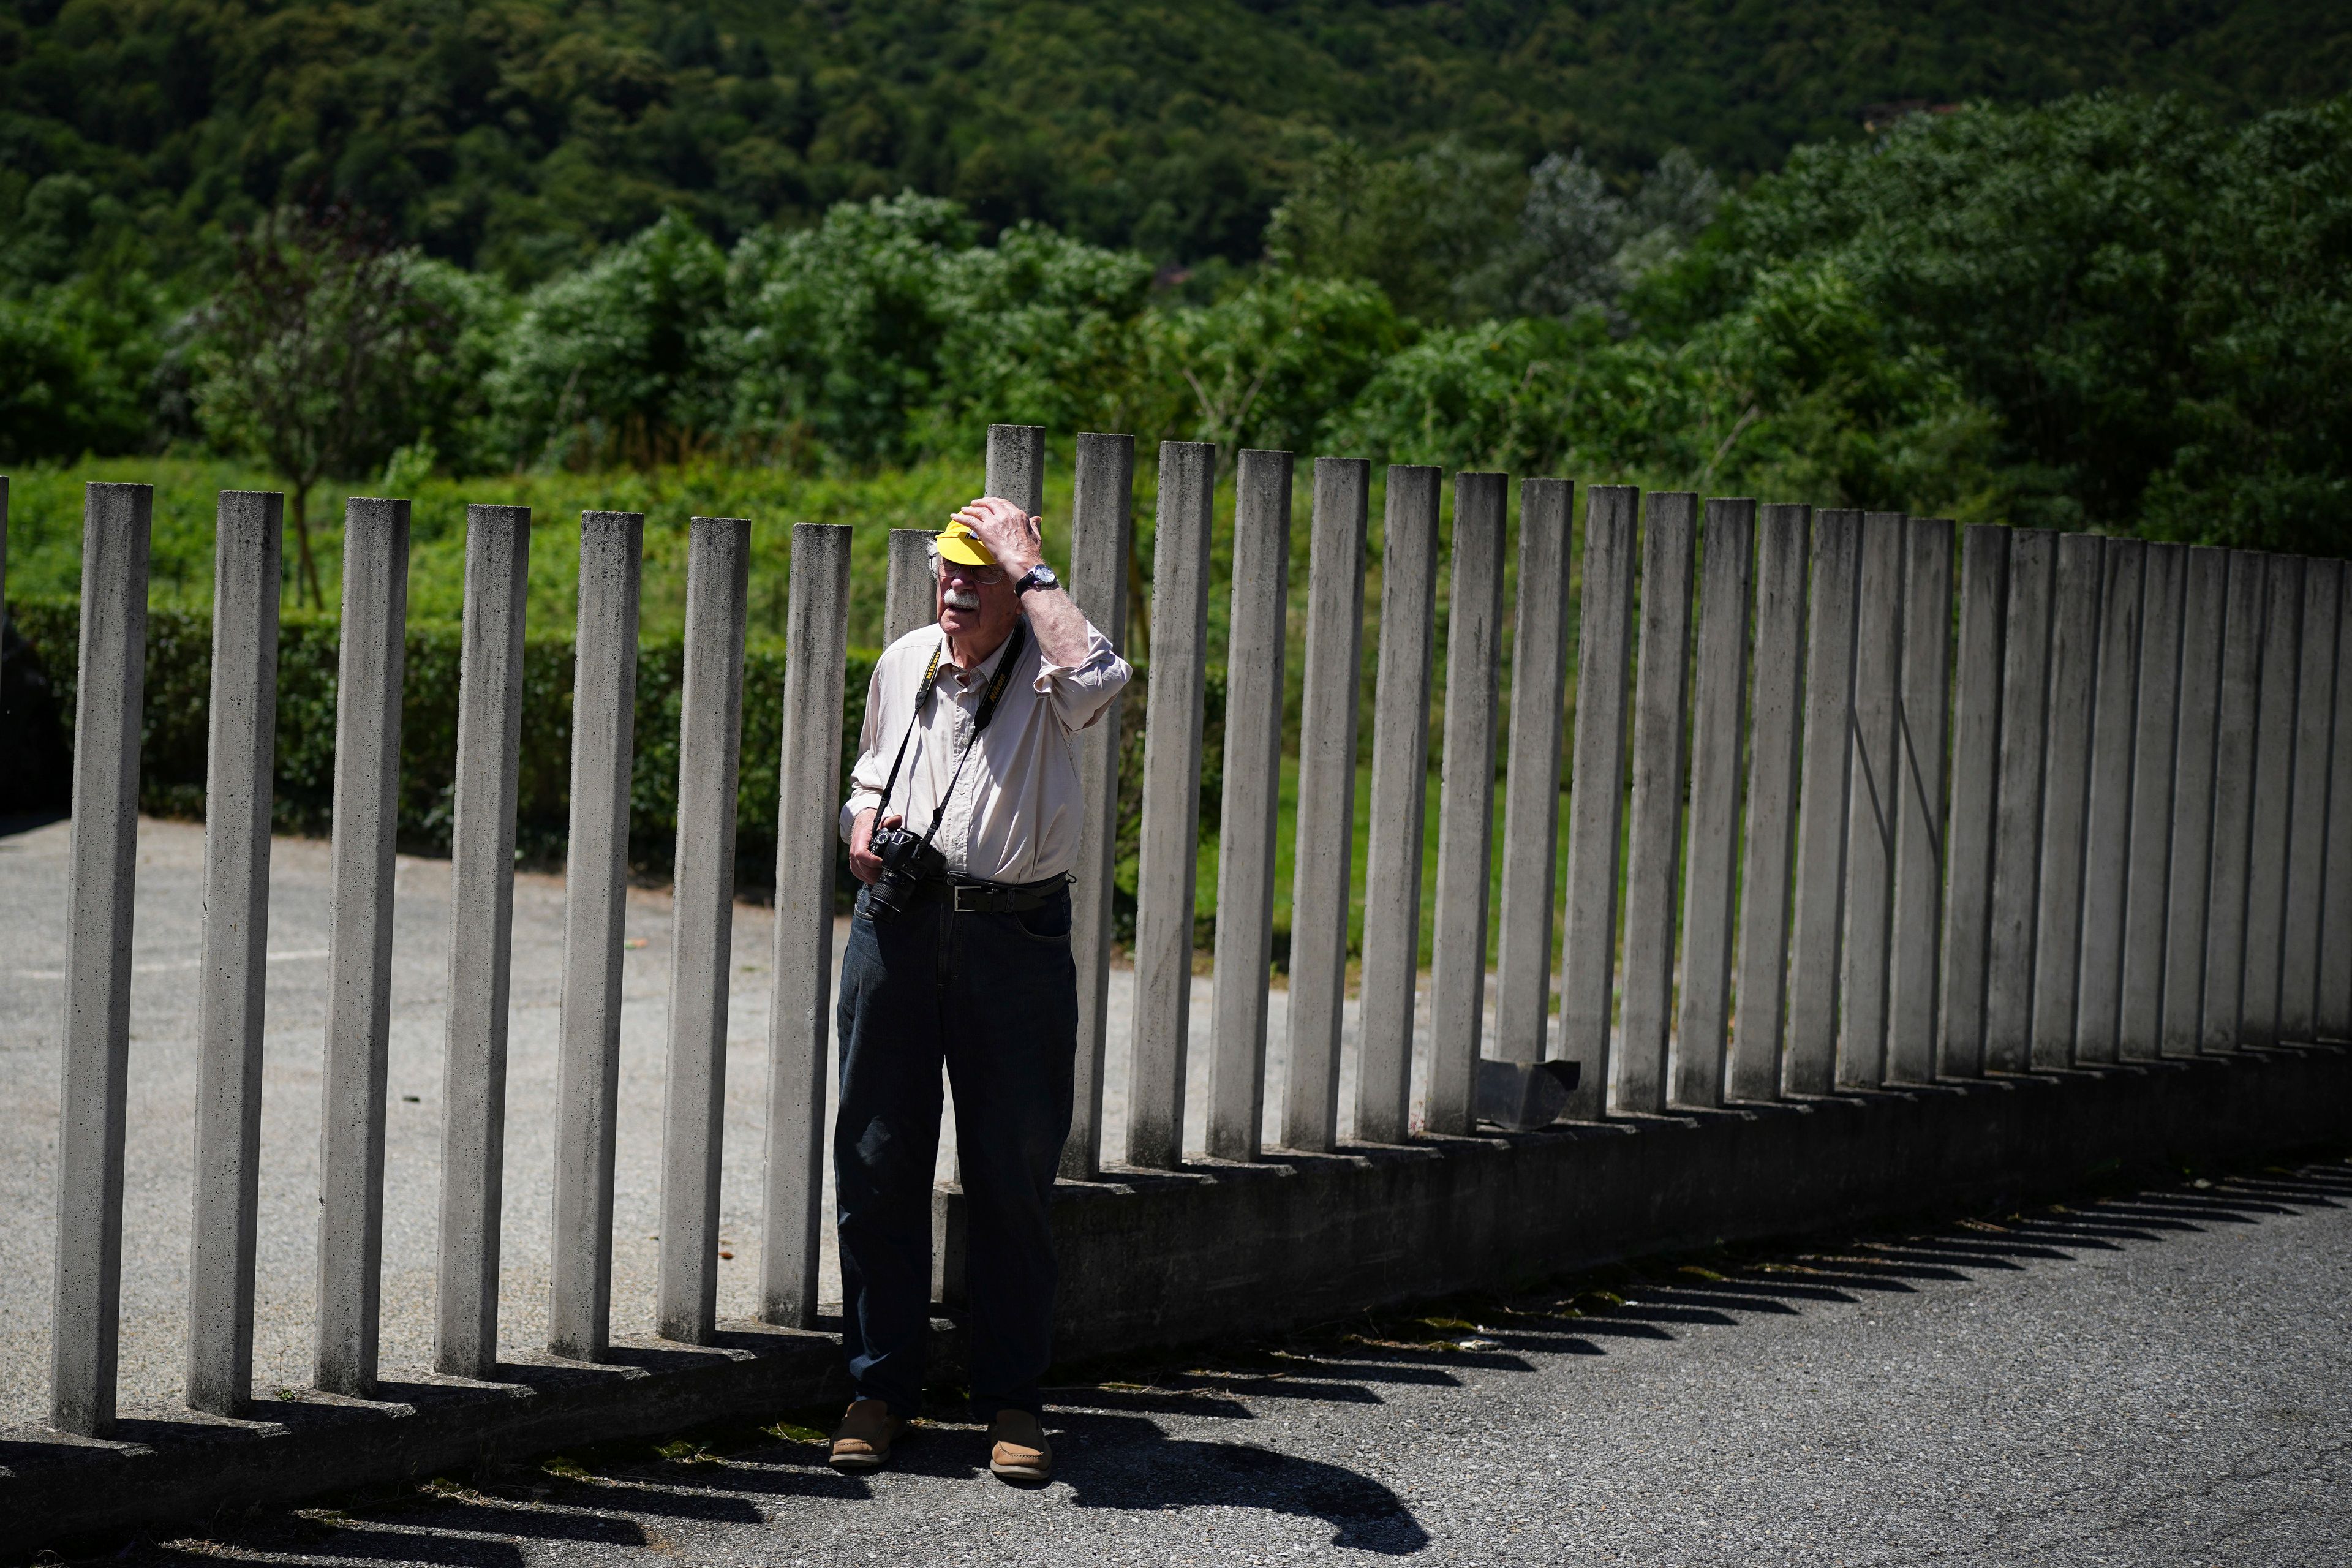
[187,490,282,1417]
[1129,443,1216,1168]
[50,482,150,1436]
[2074,540,2145,1063]
[1280,459,1370,1152]
[315,496,409,1396]
[549,511,643,1362]
[1557,486,1638,1119]
[987,423,1047,518]
[1670,498,1755,1107]
[1355,466,1442,1144]
[2320,566,2352,1041]
[1207,450,1294,1161]
[761,524,852,1327]
[2199,552,2266,1051]
[1836,513,1905,1089]
[2118,545,2185,1060]
[1784,509,1862,1096]
[1425,472,1509,1134]
[2028,533,2105,1069]
[657,516,751,1343]
[1493,479,1575,1069]
[1063,434,1136,1180]
[1613,491,1696,1114]
[435,505,532,1379]
[885,529,937,646]
[1886,517,1954,1085]
[2161,548,2229,1055]
[1937,526,2008,1077]
[1983,530,2056,1073]
[2238,555,2304,1044]
[2281,560,2342,1040]
[1728,505,1811,1101]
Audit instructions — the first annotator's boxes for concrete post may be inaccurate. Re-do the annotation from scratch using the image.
[1129,443,1216,1168]
[549,513,643,1362]
[987,423,1047,519]
[2282,560,2342,1040]
[1613,491,1697,1114]
[1207,450,1294,1161]
[1355,466,1442,1143]
[2238,555,2305,1046]
[1280,459,1370,1152]
[2074,540,2145,1063]
[187,491,282,1417]
[761,523,852,1327]
[1983,530,2056,1074]
[1063,434,1136,1180]
[434,505,530,1379]
[1784,509,1862,1097]
[1836,513,1906,1089]
[1494,479,1575,1069]
[2117,543,2185,1060]
[1886,518,1954,1085]
[2199,551,2266,1052]
[1670,499,1755,1106]
[657,516,751,1343]
[2161,548,2230,1056]
[1937,526,2008,1077]
[1426,471,1509,1134]
[315,496,409,1396]
[2321,566,2352,1040]
[50,483,149,1436]
[885,529,937,646]
[1556,486,1639,1119]
[2028,533,2105,1069]
[1728,505,1811,1101]
[2278,560,2340,1040]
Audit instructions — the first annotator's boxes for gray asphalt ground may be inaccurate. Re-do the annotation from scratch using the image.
[0,816,1433,1423]
[96,1159,2352,1567]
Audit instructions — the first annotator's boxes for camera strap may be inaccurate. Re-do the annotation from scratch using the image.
[873,620,1029,859]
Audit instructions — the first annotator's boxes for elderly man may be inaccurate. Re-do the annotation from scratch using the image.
[828,495,1129,1482]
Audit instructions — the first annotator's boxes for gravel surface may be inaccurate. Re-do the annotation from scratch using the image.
[109,1161,2352,1567]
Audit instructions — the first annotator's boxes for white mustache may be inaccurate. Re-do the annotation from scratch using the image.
[943,586,982,611]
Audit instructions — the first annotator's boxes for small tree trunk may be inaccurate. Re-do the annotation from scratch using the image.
[290,482,322,609]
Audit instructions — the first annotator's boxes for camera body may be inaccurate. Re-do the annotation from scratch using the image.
[864,821,947,921]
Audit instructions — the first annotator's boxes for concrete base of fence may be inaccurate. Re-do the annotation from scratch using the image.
[0,1328,852,1551]
[6,1044,2345,1551]
[942,1042,2351,1363]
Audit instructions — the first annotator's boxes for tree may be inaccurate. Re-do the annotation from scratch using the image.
[192,206,448,607]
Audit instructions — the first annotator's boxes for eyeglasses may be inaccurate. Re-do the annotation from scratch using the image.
[929,552,1005,587]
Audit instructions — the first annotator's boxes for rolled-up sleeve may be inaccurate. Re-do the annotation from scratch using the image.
[839,659,891,845]
[1035,619,1131,733]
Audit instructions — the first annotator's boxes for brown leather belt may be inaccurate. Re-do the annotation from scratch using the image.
[915,875,1070,914]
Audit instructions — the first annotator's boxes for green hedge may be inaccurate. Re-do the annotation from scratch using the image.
[2,595,880,893]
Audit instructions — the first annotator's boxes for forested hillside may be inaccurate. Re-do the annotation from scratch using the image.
[7,0,2346,278]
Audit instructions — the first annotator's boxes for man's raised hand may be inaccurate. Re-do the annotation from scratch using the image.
[952,496,1042,575]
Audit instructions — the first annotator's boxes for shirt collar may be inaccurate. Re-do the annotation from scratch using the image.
[941,628,1019,690]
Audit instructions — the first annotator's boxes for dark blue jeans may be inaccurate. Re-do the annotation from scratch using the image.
[834,883,1077,1420]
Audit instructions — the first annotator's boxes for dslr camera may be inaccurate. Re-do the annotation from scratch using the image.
[864,821,947,921]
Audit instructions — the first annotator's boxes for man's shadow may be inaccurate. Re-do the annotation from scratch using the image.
[1036,1409,1429,1553]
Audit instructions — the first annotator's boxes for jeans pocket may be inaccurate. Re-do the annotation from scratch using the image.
[1004,895,1072,944]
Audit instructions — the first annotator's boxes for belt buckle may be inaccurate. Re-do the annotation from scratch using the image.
[952,883,986,914]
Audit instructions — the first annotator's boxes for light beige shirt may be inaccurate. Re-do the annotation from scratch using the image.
[840,617,1130,883]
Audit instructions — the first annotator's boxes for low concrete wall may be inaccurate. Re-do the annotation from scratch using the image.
[943,1044,2352,1363]
[7,1044,2346,1552]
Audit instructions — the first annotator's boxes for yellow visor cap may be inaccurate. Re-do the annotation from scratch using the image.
[935,519,998,567]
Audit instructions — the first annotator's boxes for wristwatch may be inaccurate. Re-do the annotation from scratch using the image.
[1014,563,1060,595]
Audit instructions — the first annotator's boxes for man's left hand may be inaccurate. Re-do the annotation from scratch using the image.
[953,496,1043,578]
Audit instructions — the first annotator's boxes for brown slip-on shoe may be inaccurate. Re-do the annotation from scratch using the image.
[829,1398,907,1471]
[987,1409,1052,1482]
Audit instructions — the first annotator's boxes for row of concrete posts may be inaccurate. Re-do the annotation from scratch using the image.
[21,424,2352,1438]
